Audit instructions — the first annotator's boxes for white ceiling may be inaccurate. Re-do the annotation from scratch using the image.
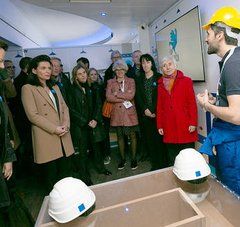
[10,0,180,48]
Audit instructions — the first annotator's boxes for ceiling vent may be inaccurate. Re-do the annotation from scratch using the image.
[69,0,111,3]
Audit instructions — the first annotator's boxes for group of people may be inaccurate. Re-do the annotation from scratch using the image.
[0,44,199,194]
[1,7,240,225]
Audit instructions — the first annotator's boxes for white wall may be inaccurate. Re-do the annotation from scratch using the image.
[149,0,240,137]
[5,43,140,77]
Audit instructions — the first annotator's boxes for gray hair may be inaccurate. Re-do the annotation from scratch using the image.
[111,50,121,59]
[112,59,128,72]
[160,55,177,68]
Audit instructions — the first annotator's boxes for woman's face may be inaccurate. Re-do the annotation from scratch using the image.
[76,67,87,83]
[89,70,98,83]
[115,68,126,79]
[141,59,152,74]
[32,61,52,83]
[161,59,176,76]
[0,48,6,69]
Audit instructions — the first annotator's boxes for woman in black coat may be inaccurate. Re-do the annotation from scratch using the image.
[135,54,167,170]
[68,64,110,185]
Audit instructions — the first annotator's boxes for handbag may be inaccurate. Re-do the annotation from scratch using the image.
[102,100,112,118]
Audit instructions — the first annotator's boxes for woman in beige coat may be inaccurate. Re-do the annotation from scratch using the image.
[106,59,139,170]
[22,55,74,192]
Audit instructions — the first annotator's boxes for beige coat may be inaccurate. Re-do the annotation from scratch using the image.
[22,84,74,164]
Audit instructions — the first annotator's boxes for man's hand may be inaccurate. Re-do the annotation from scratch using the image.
[197,89,210,111]
[208,93,216,105]
[3,162,13,180]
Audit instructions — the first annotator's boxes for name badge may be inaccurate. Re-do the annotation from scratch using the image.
[123,101,133,109]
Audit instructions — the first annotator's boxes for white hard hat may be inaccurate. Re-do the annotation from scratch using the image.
[48,177,96,223]
[173,148,211,181]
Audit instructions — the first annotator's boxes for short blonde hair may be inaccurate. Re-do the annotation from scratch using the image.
[112,59,128,72]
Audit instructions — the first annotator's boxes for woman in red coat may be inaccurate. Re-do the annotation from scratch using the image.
[106,59,139,170]
[156,56,198,166]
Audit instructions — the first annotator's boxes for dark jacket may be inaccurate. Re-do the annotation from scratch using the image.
[68,82,105,144]
[54,73,72,105]
[13,71,31,139]
[0,99,16,208]
[135,72,161,116]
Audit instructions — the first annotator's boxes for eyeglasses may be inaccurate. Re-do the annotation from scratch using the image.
[6,66,15,69]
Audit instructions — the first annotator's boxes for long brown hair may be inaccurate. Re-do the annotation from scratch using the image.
[71,63,87,87]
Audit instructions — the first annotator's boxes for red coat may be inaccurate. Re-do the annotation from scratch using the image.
[156,70,198,143]
[106,76,138,127]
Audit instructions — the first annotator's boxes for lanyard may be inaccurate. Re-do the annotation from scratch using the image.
[217,47,236,96]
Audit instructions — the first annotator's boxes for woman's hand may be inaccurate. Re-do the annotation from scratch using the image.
[88,120,97,128]
[189,125,196,133]
[144,109,152,117]
[158,128,164,135]
[3,162,13,180]
[55,126,68,136]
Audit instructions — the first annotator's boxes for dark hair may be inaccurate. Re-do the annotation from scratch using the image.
[76,57,89,66]
[211,23,240,46]
[0,40,8,51]
[19,57,32,70]
[140,54,157,74]
[27,55,55,88]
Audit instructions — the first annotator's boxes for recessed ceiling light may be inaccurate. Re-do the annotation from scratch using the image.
[100,12,107,16]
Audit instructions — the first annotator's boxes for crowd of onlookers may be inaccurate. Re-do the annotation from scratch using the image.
[0,41,198,195]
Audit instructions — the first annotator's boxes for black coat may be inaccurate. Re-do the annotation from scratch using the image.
[68,82,105,145]
[0,100,16,208]
[135,72,161,116]
[12,71,31,139]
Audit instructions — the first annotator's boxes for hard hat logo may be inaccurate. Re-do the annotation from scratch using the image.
[202,6,240,30]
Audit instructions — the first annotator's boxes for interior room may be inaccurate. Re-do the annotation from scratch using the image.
[1,0,240,226]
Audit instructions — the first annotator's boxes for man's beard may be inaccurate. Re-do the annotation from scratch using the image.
[207,44,218,55]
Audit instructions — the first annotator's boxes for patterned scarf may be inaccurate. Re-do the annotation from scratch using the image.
[162,70,177,94]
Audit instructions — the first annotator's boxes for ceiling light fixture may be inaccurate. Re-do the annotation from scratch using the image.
[49,49,56,56]
[100,12,107,16]
[80,48,86,54]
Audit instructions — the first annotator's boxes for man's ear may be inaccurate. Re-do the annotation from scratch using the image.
[216,31,224,40]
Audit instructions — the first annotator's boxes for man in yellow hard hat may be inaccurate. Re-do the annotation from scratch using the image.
[197,6,240,195]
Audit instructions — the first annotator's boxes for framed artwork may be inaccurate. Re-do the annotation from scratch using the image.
[155,6,205,82]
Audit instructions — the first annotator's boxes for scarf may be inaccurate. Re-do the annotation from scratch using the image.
[162,70,177,94]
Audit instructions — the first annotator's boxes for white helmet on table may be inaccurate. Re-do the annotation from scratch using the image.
[173,148,211,181]
[48,177,96,223]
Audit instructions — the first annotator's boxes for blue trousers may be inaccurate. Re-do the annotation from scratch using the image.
[216,140,240,195]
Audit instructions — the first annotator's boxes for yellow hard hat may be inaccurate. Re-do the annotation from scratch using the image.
[202,6,240,30]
